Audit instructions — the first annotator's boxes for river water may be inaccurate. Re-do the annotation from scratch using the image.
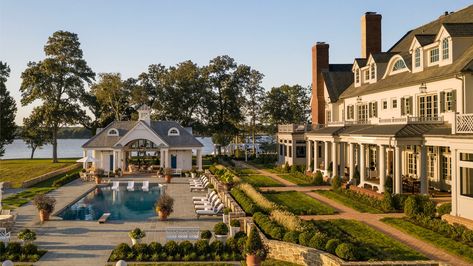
[2,137,215,159]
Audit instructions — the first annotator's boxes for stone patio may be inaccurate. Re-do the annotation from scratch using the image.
[10,176,221,266]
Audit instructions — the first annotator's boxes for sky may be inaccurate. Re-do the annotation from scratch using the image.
[1,0,472,125]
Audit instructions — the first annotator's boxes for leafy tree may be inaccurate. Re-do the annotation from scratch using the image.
[0,61,17,157]
[242,67,265,154]
[91,73,129,121]
[262,84,310,133]
[22,107,52,159]
[80,91,114,135]
[20,31,95,162]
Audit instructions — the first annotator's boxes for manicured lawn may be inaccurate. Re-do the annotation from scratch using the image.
[237,168,259,175]
[278,174,313,186]
[382,217,473,263]
[239,174,284,187]
[312,219,427,261]
[263,191,336,215]
[314,190,383,214]
[0,158,78,188]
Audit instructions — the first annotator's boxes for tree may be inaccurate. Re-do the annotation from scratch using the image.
[0,62,17,157]
[22,108,51,159]
[0,61,17,157]
[91,73,129,121]
[242,67,265,154]
[80,91,114,135]
[20,31,95,162]
[262,84,310,133]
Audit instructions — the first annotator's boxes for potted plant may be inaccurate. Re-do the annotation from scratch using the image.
[222,172,234,191]
[155,194,174,221]
[191,169,197,179]
[33,194,56,222]
[214,222,229,242]
[230,219,241,236]
[114,168,121,177]
[128,228,146,245]
[164,168,172,183]
[18,229,36,244]
[157,168,164,178]
[222,207,231,223]
[245,226,268,266]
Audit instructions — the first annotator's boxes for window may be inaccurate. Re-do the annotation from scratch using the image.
[441,147,451,181]
[460,167,473,198]
[296,146,306,158]
[107,128,119,136]
[408,153,417,175]
[347,105,355,120]
[430,48,439,63]
[355,69,360,83]
[288,146,292,158]
[401,97,413,115]
[326,110,332,123]
[357,104,368,121]
[418,94,438,118]
[369,102,377,118]
[461,153,473,162]
[392,99,398,108]
[370,64,375,79]
[415,48,421,67]
[392,59,407,71]
[442,38,449,60]
[428,153,436,178]
[279,144,284,156]
[441,90,456,112]
[382,100,388,110]
[168,127,180,136]
[364,69,370,81]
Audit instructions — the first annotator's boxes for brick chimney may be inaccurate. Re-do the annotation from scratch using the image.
[311,42,329,125]
[361,12,382,58]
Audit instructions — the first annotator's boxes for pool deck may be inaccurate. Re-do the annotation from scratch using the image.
[10,176,220,266]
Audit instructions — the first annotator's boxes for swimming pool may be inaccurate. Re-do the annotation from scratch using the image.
[58,183,162,221]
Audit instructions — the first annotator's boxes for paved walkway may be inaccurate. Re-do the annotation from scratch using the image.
[236,162,471,266]
[10,177,220,266]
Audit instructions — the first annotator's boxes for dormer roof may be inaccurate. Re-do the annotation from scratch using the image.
[354,58,368,68]
[443,23,473,37]
[414,34,436,46]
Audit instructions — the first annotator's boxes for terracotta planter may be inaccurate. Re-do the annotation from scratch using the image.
[39,210,50,222]
[158,210,169,221]
[95,176,102,184]
[246,254,261,266]
[165,175,172,183]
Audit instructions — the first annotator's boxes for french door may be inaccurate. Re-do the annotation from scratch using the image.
[418,94,438,118]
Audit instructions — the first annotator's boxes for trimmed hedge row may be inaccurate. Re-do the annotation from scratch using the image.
[333,189,406,213]
[0,242,46,262]
[52,171,80,187]
[408,215,473,246]
[230,187,262,215]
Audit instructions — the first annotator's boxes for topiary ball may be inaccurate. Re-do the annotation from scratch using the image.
[325,239,341,254]
[335,243,358,261]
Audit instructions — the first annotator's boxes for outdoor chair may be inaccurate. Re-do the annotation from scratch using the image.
[190,181,209,192]
[196,203,224,219]
[111,181,120,191]
[127,181,135,191]
[192,191,216,202]
[0,228,10,244]
[195,198,221,210]
[142,181,149,192]
[194,193,218,206]
[190,176,207,185]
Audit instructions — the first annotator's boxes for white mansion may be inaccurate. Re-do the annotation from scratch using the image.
[277,6,473,223]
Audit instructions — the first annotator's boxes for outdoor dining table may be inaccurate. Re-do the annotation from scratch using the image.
[0,214,13,228]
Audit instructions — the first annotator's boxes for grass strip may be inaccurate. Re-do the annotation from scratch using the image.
[239,174,284,187]
[314,190,382,214]
[263,191,336,215]
[382,217,473,263]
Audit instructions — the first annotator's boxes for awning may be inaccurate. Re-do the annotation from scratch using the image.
[76,156,98,163]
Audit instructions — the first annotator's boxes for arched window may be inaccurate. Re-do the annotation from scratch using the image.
[392,59,407,71]
[107,128,119,136]
[370,63,375,79]
[168,127,180,136]
[355,69,360,83]
[442,38,449,60]
[414,48,421,67]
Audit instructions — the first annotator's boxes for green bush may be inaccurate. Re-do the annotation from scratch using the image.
[309,231,328,250]
[200,230,212,240]
[283,231,300,244]
[325,239,340,254]
[381,192,395,212]
[210,240,225,254]
[230,187,262,215]
[437,203,452,217]
[6,242,21,255]
[22,243,38,255]
[225,237,238,253]
[314,171,324,185]
[179,241,194,254]
[404,195,436,218]
[164,240,179,256]
[148,242,162,254]
[298,231,312,246]
[331,176,341,190]
[214,222,229,235]
[253,212,286,240]
[234,231,247,240]
[244,226,267,259]
[110,243,131,261]
[0,242,5,259]
[194,239,210,255]
[132,243,150,261]
[52,172,80,187]
[335,243,358,261]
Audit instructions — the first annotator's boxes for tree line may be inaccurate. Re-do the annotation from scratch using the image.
[0,30,310,161]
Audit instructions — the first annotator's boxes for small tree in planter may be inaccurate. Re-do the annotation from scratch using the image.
[164,168,172,183]
[200,230,212,240]
[214,222,229,242]
[33,194,56,222]
[230,219,241,236]
[18,229,37,244]
[222,171,234,191]
[245,226,268,266]
[222,208,231,223]
[155,194,174,221]
[128,228,146,245]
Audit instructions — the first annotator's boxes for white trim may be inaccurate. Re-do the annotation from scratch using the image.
[107,128,119,136]
[168,127,180,136]
[114,120,169,148]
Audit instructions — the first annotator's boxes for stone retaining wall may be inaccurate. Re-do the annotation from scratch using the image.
[22,163,81,188]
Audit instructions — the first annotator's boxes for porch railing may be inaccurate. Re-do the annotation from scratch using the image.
[454,113,473,134]
[378,116,444,125]
[327,120,370,127]
[277,124,311,133]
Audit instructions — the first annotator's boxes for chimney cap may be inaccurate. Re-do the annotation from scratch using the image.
[316,41,326,45]
[365,11,378,15]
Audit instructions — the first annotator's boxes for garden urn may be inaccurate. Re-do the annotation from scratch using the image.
[246,254,261,266]
[39,210,50,222]
[158,210,169,221]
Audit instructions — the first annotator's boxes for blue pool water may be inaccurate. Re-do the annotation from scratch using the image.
[58,184,162,221]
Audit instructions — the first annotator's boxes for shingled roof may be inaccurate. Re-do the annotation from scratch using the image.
[323,71,353,102]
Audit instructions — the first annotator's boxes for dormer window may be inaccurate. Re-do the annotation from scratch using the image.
[168,127,180,136]
[430,48,439,63]
[442,38,449,60]
[392,59,407,71]
[414,48,421,67]
[364,69,370,81]
[355,69,360,83]
[108,128,119,136]
[370,64,375,79]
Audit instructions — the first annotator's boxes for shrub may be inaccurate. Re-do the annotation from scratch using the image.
[437,203,452,217]
[385,175,393,193]
[230,187,262,215]
[179,241,194,254]
[230,219,241,227]
[309,231,328,250]
[335,243,358,261]
[22,243,38,255]
[132,243,149,260]
[0,242,5,259]
[253,212,286,240]
[225,237,238,253]
[33,194,56,213]
[283,231,300,244]
[331,175,341,190]
[270,209,304,232]
[325,239,340,254]
[237,236,248,253]
[128,228,146,239]
[239,183,278,212]
[210,240,225,254]
[234,231,247,240]
[148,242,162,254]
[214,222,229,235]
[6,242,21,255]
[298,231,312,246]
[200,229,212,240]
[290,165,299,173]
[111,243,131,261]
[245,226,267,259]
[52,172,80,187]
[18,229,37,243]
[381,192,395,212]
[156,194,174,215]
[314,171,324,185]
[404,195,435,218]
[194,239,210,255]
[164,240,179,256]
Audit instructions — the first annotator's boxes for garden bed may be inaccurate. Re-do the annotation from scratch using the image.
[263,191,335,215]
[278,174,314,186]
[239,175,284,187]
[382,217,473,263]
[314,190,382,213]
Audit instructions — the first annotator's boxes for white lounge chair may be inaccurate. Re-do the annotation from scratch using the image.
[189,176,207,185]
[127,181,135,191]
[192,191,216,202]
[111,181,120,191]
[142,181,149,191]
[190,181,208,191]
[195,198,221,210]
[196,203,224,219]
[194,193,218,205]
[0,228,11,244]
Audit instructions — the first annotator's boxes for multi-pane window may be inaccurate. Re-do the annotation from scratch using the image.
[279,144,284,156]
[392,59,407,71]
[441,147,451,181]
[326,110,332,123]
[401,97,413,115]
[295,146,306,158]
[355,69,360,83]
[392,99,398,108]
[441,90,456,112]
[407,153,417,175]
[415,48,421,67]
[370,64,375,79]
[364,69,370,81]
[460,167,473,198]
[382,100,388,110]
[357,104,368,121]
[427,147,435,178]
[430,48,439,63]
[347,105,355,120]
[288,146,292,158]
[442,38,449,60]
[419,94,438,118]
[369,102,378,118]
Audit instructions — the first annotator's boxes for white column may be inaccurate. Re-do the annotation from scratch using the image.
[92,150,98,168]
[349,143,355,180]
[379,145,386,193]
[82,149,87,169]
[450,147,457,216]
[359,144,366,186]
[394,145,402,194]
[324,141,330,174]
[313,141,319,172]
[419,145,428,194]
[160,149,165,168]
[306,140,312,172]
[332,142,338,177]
[340,143,345,178]
[112,151,117,172]
[197,148,203,171]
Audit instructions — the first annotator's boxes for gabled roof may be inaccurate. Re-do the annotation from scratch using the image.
[82,121,137,148]
[370,52,397,64]
[149,121,203,147]
[354,58,368,68]
[414,34,436,46]
[329,64,353,72]
[323,71,353,102]
[443,23,473,37]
